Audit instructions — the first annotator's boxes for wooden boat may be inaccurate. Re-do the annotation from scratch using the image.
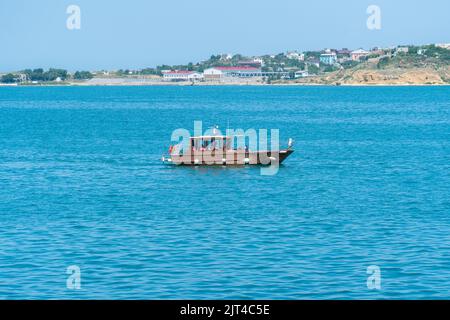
[162,134,294,166]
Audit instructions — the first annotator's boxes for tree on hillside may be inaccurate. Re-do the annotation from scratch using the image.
[340,60,358,69]
[323,65,338,73]
[377,57,390,69]
[305,51,321,59]
[423,45,450,61]
[1,73,18,83]
[210,55,221,62]
[22,68,68,81]
[23,69,44,81]
[307,64,319,74]
[73,71,94,80]
[140,68,158,75]
[230,54,244,63]
[45,68,68,81]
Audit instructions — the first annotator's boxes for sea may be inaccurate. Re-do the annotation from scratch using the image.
[0,85,449,299]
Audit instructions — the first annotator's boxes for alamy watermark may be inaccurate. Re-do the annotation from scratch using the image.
[66,265,81,289]
[367,5,381,30]
[367,265,381,290]
[66,5,81,30]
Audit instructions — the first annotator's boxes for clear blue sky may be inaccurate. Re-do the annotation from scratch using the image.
[0,0,448,71]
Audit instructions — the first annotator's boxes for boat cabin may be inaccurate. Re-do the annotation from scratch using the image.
[189,135,244,152]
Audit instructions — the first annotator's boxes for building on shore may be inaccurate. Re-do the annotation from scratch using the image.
[162,70,203,81]
[336,49,352,63]
[351,49,370,61]
[17,73,28,82]
[436,43,450,50]
[337,48,352,57]
[294,70,309,78]
[370,47,385,56]
[252,57,265,67]
[286,51,305,61]
[203,66,262,80]
[396,46,409,54]
[320,51,337,65]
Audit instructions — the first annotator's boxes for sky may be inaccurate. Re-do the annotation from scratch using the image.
[0,0,449,71]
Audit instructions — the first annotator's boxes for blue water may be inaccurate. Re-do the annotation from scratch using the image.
[0,85,449,299]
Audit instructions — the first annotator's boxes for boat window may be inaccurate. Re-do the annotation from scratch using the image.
[192,139,199,151]
[202,139,210,149]
[226,138,232,150]
[210,138,223,150]
[228,136,246,150]
[190,137,226,151]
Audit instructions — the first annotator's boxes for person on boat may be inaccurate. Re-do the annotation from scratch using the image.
[211,139,217,150]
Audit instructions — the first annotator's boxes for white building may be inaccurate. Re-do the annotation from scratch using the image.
[203,66,262,80]
[436,43,450,50]
[294,70,309,78]
[252,57,265,66]
[162,70,203,81]
[396,46,409,54]
[320,52,337,65]
[17,73,27,82]
[286,51,305,61]
[351,49,370,61]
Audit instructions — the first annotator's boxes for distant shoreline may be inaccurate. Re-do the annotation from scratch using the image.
[2,82,450,88]
[3,44,449,87]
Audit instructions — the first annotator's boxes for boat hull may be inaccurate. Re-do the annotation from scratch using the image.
[164,149,294,166]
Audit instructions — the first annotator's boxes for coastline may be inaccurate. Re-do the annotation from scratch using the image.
[3,44,449,89]
[2,82,450,87]
[0,83,450,88]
